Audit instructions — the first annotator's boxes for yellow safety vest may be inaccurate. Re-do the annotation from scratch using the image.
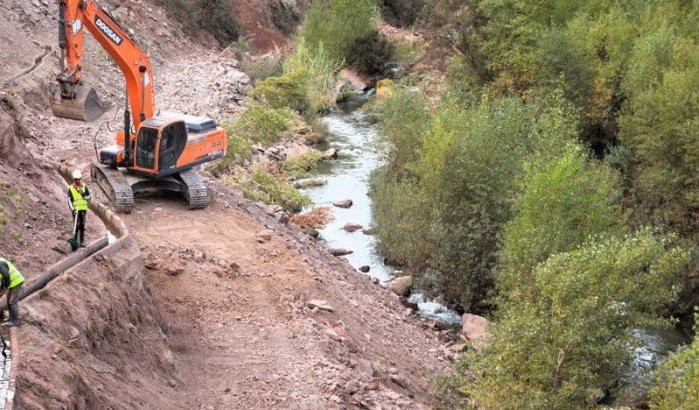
[0,258,25,289]
[69,183,89,211]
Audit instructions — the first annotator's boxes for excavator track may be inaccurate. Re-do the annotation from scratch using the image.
[91,162,134,213]
[179,169,209,210]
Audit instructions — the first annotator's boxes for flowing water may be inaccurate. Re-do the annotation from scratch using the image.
[0,335,12,404]
[299,97,461,325]
[611,327,691,406]
[299,95,691,404]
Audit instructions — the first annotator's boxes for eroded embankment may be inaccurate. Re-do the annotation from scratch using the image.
[0,104,182,409]
[13,236,185,409]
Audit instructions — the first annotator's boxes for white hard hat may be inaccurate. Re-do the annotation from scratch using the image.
[72,169,83,180]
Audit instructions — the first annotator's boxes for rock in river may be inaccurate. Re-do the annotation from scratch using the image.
[343,222,363,232]
[329,248,353,256]
[388,275,413,297]
[333,199,353,208]
[362,226,378,235]
[323,148,339,159]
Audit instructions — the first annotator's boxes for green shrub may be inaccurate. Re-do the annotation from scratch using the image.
[252,41,337,118]
[239,164,312,212]
[281,150,323,178]
[347,31,395,75]
[373,92,578,310]
[239,50,284,81]
[375,87,430,178]
[464,230,691,409]
[234,102,295,147]
[208,121,253,175]
[252,73,309,113]
[445,0,699,220]
[620,21,699,234]
[301,0,381,63]
[371,169,432,269]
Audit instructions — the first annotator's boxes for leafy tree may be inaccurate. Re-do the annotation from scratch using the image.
[498,143,627,300]
[371,88,432,268]
[620,17,699,234]
[347,31,396,75]
[375,87,430,178]
[373,91,578,310]
[464,230,691,409]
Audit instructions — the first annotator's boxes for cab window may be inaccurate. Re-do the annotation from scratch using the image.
[136,127,159,170]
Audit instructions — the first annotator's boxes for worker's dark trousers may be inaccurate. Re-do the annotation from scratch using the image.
[76,210,87,245]
[6,284,22,324]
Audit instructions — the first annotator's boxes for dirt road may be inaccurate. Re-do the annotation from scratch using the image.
[118,185,449,409]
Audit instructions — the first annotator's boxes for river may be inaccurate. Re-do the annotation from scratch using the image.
[299,97,461,326]
[298,95,690,407]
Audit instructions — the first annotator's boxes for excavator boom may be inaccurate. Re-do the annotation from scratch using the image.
[53,0,155,126]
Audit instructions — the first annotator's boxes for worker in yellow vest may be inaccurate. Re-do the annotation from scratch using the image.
[68,169,91,248]
[0,257,25,327]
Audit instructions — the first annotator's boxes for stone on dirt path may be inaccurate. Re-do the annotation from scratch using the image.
[306,300,335,312]
[256,229,274,243]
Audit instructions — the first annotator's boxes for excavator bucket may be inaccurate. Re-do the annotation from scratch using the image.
[51,84,109,122]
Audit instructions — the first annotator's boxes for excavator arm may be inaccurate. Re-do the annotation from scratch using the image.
[54,0,155,127]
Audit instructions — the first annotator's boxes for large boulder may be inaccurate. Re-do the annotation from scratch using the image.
[387,275,412,297]
[460,314,491,351]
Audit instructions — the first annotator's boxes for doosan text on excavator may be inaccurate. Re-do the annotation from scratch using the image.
[52,0,228,212]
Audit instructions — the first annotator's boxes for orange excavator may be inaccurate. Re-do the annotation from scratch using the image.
[52,0,227,212]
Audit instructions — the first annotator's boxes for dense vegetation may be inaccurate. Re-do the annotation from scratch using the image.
[367,0,698,407]
[438,0,699,234]
[213,0,393,211]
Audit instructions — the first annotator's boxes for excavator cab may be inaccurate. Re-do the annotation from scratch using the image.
[133,119,187,175]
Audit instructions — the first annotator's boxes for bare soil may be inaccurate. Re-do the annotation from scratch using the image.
[0,101,106,275]
[0,1,453,408]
